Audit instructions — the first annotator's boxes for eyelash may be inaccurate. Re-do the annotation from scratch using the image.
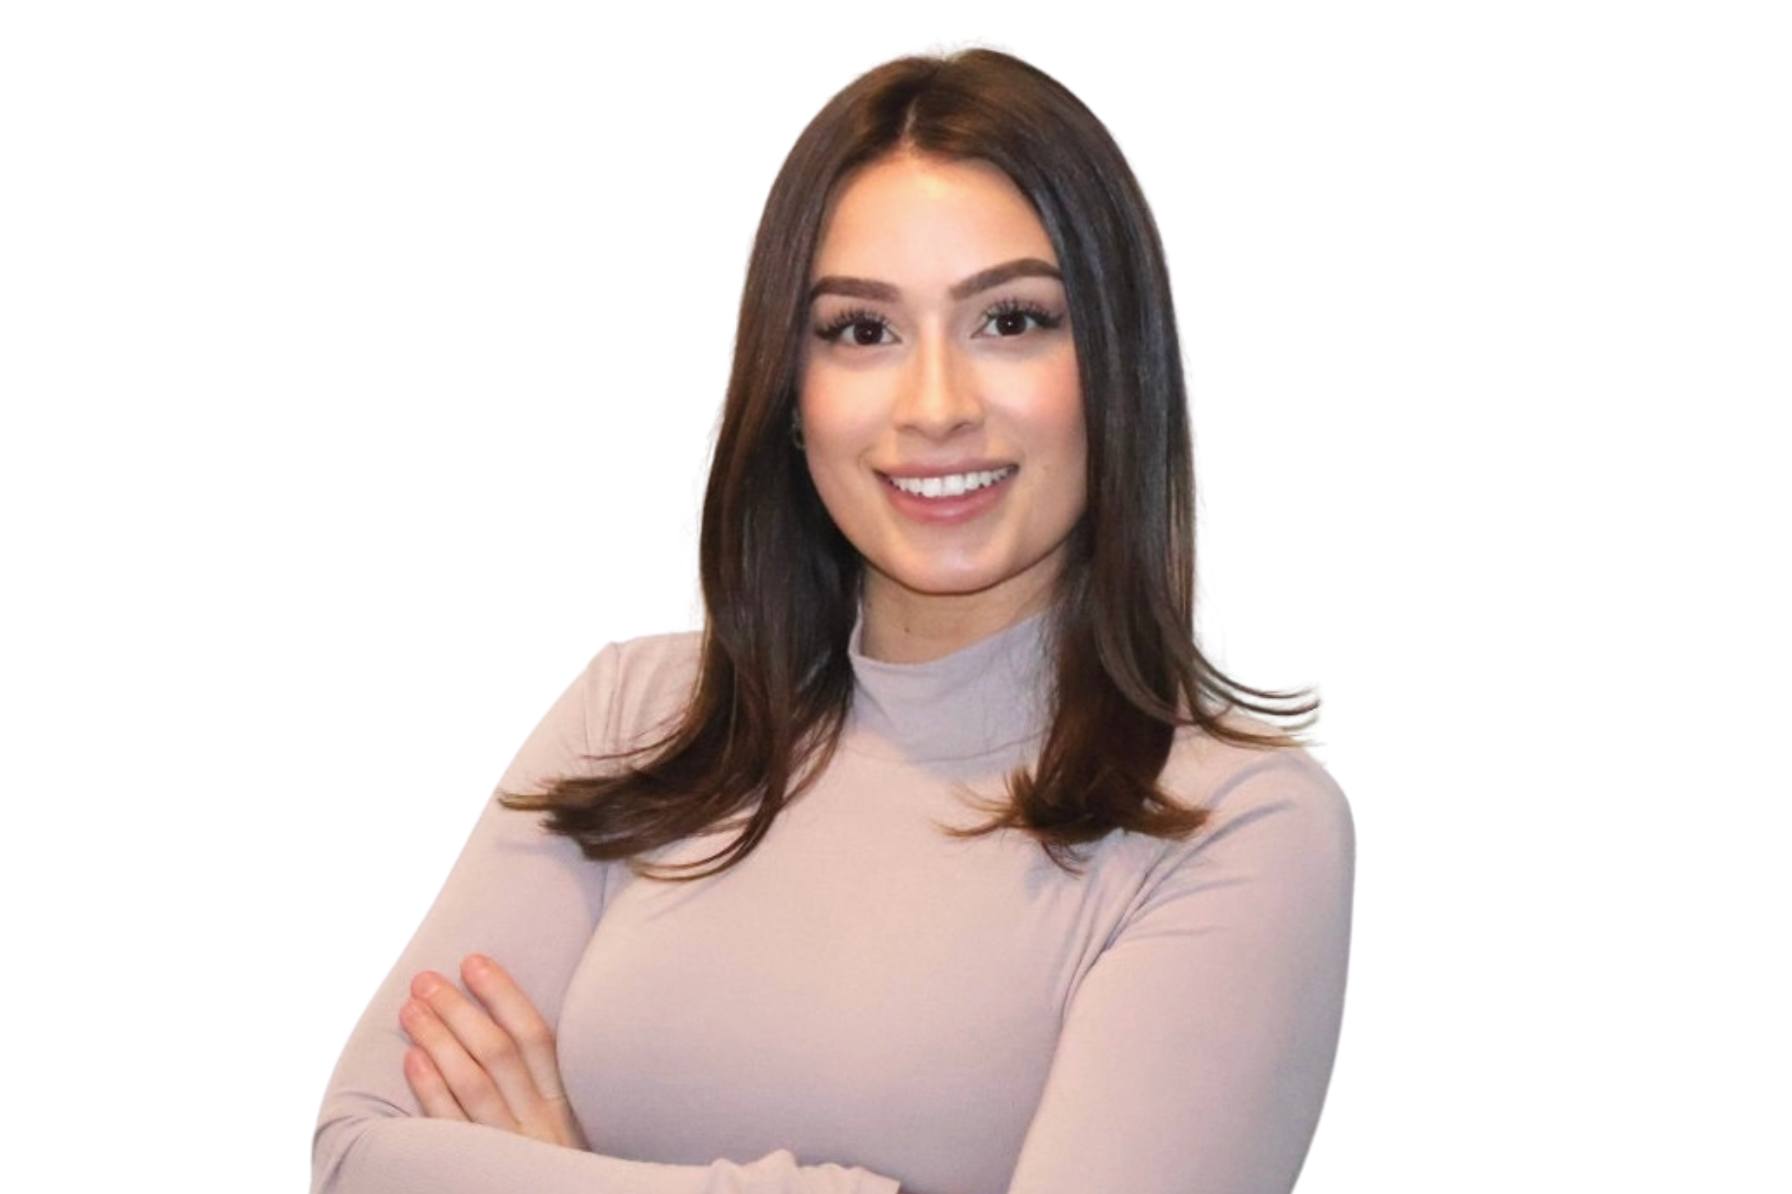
[812,297,1065,347]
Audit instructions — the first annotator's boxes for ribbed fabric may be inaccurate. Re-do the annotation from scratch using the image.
[841,601,1053,762]
[312,601,1355,1194]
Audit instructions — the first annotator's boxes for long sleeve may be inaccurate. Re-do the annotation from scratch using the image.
[309,642,904,1194]
[1003,748,1356,1194]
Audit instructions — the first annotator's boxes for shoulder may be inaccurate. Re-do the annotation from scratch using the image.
[1155,709,1355,869]
[1085,712,1357,954]
[577,628,707,756]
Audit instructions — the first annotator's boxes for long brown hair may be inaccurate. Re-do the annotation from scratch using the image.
[498,47,1320,880]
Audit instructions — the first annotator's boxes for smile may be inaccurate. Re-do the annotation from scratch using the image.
[882,465,1018,498]
[875,464,1019,525]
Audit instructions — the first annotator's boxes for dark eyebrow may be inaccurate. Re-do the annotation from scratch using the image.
[807,257,1063,305]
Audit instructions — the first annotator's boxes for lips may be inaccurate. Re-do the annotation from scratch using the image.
[876,462,1019,525]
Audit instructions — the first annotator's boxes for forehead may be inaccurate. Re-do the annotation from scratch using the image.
[811,153,1058,289]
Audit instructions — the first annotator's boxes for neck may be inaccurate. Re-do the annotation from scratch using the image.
[856,576,1058,665]
[844,595,1055,763]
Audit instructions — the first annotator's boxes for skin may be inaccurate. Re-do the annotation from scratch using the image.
[798,148,1088,663]
[402,152,1085,1193]
[398,955,587,1149]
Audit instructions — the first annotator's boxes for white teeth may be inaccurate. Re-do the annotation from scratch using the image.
[888,465,1017,498]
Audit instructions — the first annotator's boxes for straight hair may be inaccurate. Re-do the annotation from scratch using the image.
[498,47,1320,880]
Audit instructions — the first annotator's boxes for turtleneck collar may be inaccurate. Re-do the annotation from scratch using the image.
[843,598,1055,762]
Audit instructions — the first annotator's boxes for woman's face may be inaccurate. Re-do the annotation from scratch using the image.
[797,151,1087,642]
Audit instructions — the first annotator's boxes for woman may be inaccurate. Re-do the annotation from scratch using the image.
[312,47,1354,1194]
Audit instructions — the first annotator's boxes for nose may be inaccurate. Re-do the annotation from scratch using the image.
[891,317,984,438]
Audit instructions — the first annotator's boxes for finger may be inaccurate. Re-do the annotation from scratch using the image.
[401,1043,469,1121]
[554,1095,592,1152]
[460,955,568,1103]
[416,967,562,1139]
[452,957,570,1145]
[400,989,523,1134]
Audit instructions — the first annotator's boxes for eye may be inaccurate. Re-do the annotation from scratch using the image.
[976,297,1065,340]
[810,296,1067,350]
[813,306,896,348]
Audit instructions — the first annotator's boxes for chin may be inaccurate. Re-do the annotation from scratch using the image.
[877,560,1018,598]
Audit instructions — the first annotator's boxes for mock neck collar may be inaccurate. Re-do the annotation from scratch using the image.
[843,598,1054,762]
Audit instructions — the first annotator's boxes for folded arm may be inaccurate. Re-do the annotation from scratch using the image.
[310,643,904,1193]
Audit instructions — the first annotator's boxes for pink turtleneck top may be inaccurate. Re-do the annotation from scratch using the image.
[310,603,1355,1193]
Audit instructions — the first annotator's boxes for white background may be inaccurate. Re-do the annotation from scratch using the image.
[3,1,1786,1189]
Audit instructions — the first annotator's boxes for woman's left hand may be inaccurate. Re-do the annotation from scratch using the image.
[398,953,590,1151]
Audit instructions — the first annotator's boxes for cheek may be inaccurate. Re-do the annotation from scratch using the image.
[794,388,878,525]
[798,365,901,491]
[1027,357,1087,482]
[800,396,880,472]
[1025,369,1089,532]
